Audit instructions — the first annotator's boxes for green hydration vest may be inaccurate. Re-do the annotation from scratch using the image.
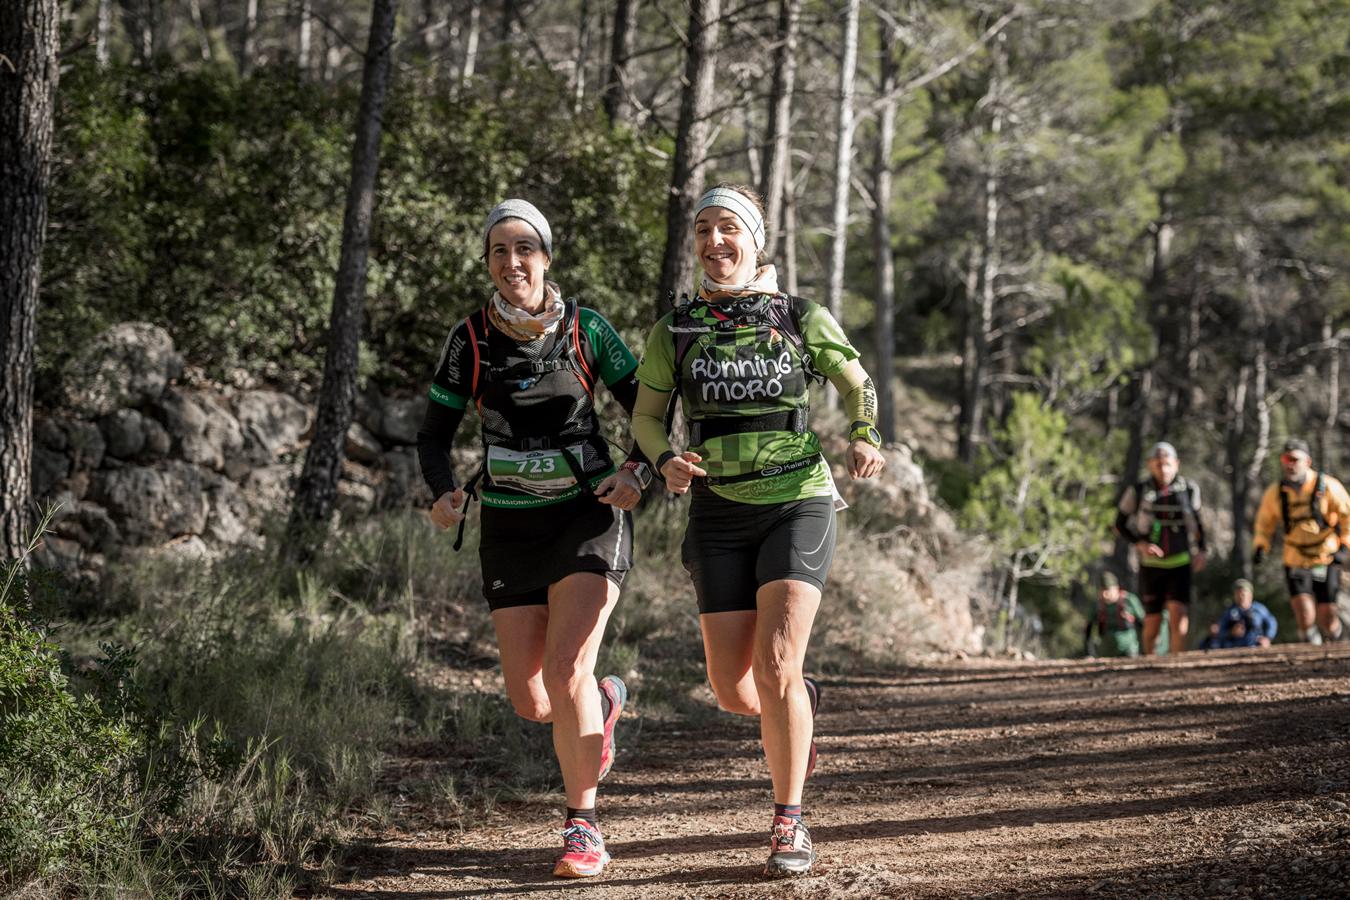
[669,293,832,504]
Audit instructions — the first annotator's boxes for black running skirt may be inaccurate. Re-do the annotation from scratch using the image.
[478,495,632,610]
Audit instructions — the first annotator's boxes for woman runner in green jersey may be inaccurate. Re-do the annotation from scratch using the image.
[630,183,886,877]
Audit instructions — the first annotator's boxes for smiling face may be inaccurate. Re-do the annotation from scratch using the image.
[1235,587,1254,610]
[694,206,759,286]
[487,218,549,310]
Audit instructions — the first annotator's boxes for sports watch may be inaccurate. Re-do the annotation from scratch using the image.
[619,459,653,490]
[849,421,883,448]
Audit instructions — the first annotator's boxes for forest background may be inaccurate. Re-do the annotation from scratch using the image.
[1,0,1347,894]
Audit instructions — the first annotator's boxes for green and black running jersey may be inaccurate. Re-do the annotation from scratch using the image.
[636,294,859,504]
[428,304,638,508]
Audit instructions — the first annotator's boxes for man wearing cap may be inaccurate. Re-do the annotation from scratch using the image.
[1084,572,1147,658]
[1252,439,1350,643]
[1114,441,1208,655]
[1216,578,1278,649]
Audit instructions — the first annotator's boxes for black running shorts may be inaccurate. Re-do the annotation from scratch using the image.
[1139,565,1192,614]
[478,494,631,611]
[681,489,836,614]
[1285,564,1341,605]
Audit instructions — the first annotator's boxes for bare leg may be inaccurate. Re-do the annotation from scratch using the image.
[492,605,551,722]
[754,579,820,807]
[1165,600,1189,654]
[1143,612,1164,656]
[700,610,760,716]
[1316,603,1343,640]
[1291,593,1318,639]
[542,572,619,810]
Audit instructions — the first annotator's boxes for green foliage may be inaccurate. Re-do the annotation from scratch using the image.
[963,393,1113,588]
[42,60,668,394]
[1022,258,1152,412]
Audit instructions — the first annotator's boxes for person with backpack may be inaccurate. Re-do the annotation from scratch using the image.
[1252,438,1350,644]
[1084,572,1146,658]
[1113,441,1208,655]
[1216,578,1278,649]
[416,199,652,878]
[629,183,886,877]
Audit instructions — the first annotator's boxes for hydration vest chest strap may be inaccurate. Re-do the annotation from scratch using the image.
[688,407,809,446]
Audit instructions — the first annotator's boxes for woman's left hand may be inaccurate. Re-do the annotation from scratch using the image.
[847,440,886,479]
[595,469,642,510]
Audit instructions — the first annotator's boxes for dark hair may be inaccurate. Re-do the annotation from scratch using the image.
[709,182,769,262]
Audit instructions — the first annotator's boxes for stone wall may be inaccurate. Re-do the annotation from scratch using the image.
[33,323,437,577]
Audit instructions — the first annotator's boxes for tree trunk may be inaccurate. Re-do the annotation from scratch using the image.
[0,0,59,559]
[573,0,591,113]
[187,0,213,61]
[242,0,260,75]
[655,0,721,315]
[783,173,799,295]
[1226,364,1251,569]
[602,0,639,126]
[1321,313,1340,472]
[461,0,481,84]
[297,0,313,71]
[288,0,398,551]
[871,21,898,442]
[957,50,1003,462]
[758,0,799,262]
[823,0,860,407]
[957,248,980,462]
[1112,367,1153,581]
[96,0,112,65]
[1245,343,1270,494]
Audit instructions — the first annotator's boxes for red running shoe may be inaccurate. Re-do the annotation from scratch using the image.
[553,818,610,878]
[598,674,628,781]
[804,676,821,780]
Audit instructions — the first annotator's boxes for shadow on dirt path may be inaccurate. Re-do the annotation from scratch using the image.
[326,645,1350,899]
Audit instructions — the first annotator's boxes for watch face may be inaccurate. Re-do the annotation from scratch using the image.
[866,427,882,446]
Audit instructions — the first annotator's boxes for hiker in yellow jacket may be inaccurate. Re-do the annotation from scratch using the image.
[1252,438,1350,644]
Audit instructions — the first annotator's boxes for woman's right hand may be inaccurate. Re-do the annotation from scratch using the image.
[661,451,707,495]
[430,489,466,529]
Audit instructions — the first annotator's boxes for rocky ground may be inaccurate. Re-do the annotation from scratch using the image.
[324,644,1350,899]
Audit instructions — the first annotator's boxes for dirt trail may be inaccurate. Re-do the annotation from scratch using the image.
[328,646,1350,899]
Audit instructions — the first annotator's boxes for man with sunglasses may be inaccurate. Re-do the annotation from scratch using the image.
[1252,438,1350,644]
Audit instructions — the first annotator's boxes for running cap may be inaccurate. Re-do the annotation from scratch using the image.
[483,199,552,257]
[1232,578,1254,593]
[1282,438,1311,458]
[695,187,766,250]
[1100,571,1119,590]
[1148,441,1178,460]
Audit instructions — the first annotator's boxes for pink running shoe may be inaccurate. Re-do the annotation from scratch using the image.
[553,818,610,878]
[598,674,628,781]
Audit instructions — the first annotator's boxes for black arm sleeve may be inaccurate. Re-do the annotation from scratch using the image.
[416,399,466,500]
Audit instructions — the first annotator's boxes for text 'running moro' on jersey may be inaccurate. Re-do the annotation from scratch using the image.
[688,346,798,403]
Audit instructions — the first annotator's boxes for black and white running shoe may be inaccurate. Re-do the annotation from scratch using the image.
[765,815,816,877]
